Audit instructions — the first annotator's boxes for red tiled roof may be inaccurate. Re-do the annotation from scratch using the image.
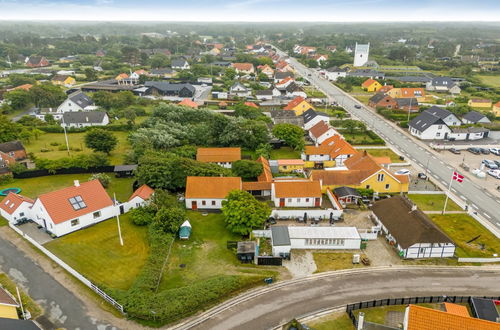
[309,121,332,139]
[257,156,273,183]
[283,96,305,110]
[196,147,241,163]
[443,303,469,317]
[242,181,272,191]
[274,180,322,198]
[277,159,304,166]
[38,180,114,224]
[276,77,294,86]
[0,193,34,215]
[244,101,259,108]
[232,63,254,71]
[128,184,154,202]
[13,84,33,91]
[178,98,198,108]
[185,176,242,199]
[362,78,378,88]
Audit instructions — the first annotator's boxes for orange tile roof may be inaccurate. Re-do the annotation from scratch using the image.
[232,63,254,71]
[274,180,322,198]
[309,121,332,139]
[494,101,500,107]
[115,73,128,80]
[373,156,391,165]
[344,151,381,175]
[196,147,241,163]
[242,181,272,191]
[185,176,242,199]
[244,101,259,108]
[276,77,294,86]
[178,98,199,108]
[0,192,34,215]
[443,303,470,317]
[311,169,365,186]
[38,180,113,224]
[13,84,33,91]
[277,159,305,166]
[128,184,154,202]
[407,305,500,330]
[379,85,394,93]
[400,88,426,97]
[257,156,273,182]
[283,96,305,110]
[134,69,147,75]
[362,78,378,88]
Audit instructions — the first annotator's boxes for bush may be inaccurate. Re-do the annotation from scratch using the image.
[88,173,111,188]
[0,173,13,185]
[130,207,155,226]
[50,142,60,146]
[35,153,110,171]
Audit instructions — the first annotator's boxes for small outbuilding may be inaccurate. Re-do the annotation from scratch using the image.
[237,241,256,263]
[471,298,500,322]
[333,186,362,205]
[179,220,192,240]
[114,164,138,177]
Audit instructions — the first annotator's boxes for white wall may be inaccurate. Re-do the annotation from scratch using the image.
[62,114,110,128]
[272,244,291,256]
[272,196,319,208]
[57,99,84,113]
[304,115,330,130]
[290,237,361,250]
[123,196,146,213]
[0,201,32,223]
[443,115,461,127]
[324,71,346,81]
[185,198,225,210]
[272,209,342,219]
[302,154,331,162]
[403,243,456,259]
[409,124,451,140]
[311,129,338,145]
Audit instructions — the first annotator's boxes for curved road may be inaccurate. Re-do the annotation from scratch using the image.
[171,267,500,330]
[275,47,500,236]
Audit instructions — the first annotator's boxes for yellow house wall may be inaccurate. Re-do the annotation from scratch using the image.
[279,164,304,173]
[0,305,18,319]
[304,160,336,168]
[65,78,75,85]
[493,106,500,117]
[293,101,315,116]
[365,82,382,92]
[468,101,492,108]
[319,171,408,194]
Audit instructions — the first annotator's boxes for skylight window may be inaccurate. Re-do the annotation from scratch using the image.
[69,195,86,210]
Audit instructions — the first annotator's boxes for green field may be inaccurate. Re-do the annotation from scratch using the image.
[430,214,500,258]
[0,174,135,202]
[408,194,463,212]
[358,148,403,163]
[45,213,149,290]
[476,75,500,88]
[313,252,364,273]
[307,312,354,330]
[159,211,276,291]
[26,131,131,165]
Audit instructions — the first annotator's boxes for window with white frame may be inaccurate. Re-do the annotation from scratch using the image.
[71,219,79,226]
[377,173,384,182]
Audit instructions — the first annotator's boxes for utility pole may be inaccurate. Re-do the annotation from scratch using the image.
[61,116,70,156]
[114,193,124,246]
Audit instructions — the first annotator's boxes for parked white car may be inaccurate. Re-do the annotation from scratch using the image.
[490,148,500,156]
[395,169,411,175]
[487,169,500,179]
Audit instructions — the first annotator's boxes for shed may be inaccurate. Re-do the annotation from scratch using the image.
[471,298,500,322]
[179,220,192,240]
[114,164,138,177]
[333,186,362,205]
[237,241,256,263]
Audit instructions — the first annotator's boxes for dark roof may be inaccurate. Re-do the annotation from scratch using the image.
[371,196,454,249]
[302,109,318,124]
[275,72,294,80]
[114,164,138,172]
[0,140,25,153]
[395,98,418,107]
[27,56,45,65]
[285,82,303,93]
[471,298,500,322]
[408,111,446,132]
[369,92,388,104]
[171,58,188,67]
[0,287,18,307]
[0,318,40,330]
[212,61,231,67]
[463,111,487,123]
[271,109,298,119]
[271,226,291,246]
[386,76,432,83]
[333,186,361,198]
[145,81,196,94]
[62,111,107,124]
[431,77,456,86]
[255,89,273,96]
[423,106,454,119]
[68,91,93,109]
[237,241,256,254]
[325,66,347,72]
[348,69,384,78]
[150,67,174,74]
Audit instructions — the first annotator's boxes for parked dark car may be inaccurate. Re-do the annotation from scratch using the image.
[480,148,490,155]
[467,147,481,155]
[418,172,428,180]
[354,105,362,109]
[494,160,500,167]
[449,148,461,154]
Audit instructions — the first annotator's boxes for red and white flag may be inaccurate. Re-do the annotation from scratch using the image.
[452,171,464,183]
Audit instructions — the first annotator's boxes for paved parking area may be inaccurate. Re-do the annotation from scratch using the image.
[17,222,54,245]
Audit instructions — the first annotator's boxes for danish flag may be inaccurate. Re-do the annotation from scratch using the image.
[452,171,464,183]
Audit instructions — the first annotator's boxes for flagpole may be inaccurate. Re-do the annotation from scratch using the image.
[442,172,454,215]
[114,192,124,246]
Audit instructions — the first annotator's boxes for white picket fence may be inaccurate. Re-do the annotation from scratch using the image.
[458,258,500,263]
[252,230,271,238]
[9,224,125,313]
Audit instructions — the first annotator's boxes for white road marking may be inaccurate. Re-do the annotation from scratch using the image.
[460,195,466,200]
[451,188,457,193]
[441,180,447,185]
[497,223,500,227]
[484,213,491,219]
[472,204,478,209]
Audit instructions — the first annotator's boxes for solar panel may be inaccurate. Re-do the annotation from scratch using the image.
[69,195,86,210]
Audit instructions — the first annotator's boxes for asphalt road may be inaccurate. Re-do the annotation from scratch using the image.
[173,267,500,330]
[0,236,117,330]
[275,48,500,236]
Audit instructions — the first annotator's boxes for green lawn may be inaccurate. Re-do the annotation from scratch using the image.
[353,95,371,104]
[343,132,385,146]
[408,194,462,212]
[270,147,301,160]
[313,252,364,273]
[159,211,275,291]
[45,213,149,290]
[307,312,354,330]
[26,131,131,165]
[355,304,441,325]
[0,174,135,202]
[430,214,500,258]
[358,148,404,163]
[476,75,500,88]
[304,87,326,98]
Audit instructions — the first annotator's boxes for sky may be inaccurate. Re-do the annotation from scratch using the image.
[0,0,499,22]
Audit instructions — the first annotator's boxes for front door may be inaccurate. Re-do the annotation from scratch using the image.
[280,198,285,207]
[315,198,321,207]
[191,201,198,210]
[119,205,125,214]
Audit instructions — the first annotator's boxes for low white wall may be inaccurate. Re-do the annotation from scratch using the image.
[458,257,500,263]
[253,230,271,238]
[272,209,342,220]
[358,228,380,240]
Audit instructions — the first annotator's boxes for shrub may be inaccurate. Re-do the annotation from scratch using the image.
[130,207,155,226]
[0,173,13,185]
[49,142,60,146]
[88,173,111,188]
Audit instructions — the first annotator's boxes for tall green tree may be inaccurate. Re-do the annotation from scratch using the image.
[272,123,305,151]
[84,129,118,154]
[153,207,186,234]
[222,190,271,236]
[232,160,263,180]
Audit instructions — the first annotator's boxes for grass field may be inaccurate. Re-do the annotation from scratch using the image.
[26,131,131,165]
[476,75,500,88]
[343,132,385,146]
[313,252,364,273]
[430,214,500,258]
[408,194,462,212]
[0,174,135,202]
[306,312,354,330]
[159,211,276,291]
[358,148,403,163]
[45,213,149,290]
[270,147,301,159]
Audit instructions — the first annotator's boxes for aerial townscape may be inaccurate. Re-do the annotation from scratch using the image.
[0,2,499,330]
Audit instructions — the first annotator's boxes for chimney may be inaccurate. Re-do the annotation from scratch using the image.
[357,312,365,330]
[74,180,80,187]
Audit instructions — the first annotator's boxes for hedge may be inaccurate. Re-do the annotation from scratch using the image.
[38,123,131,133]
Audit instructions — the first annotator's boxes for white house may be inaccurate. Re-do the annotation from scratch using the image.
[371,196,456,259]
[425,77,461,95]
[271,180,322,208]
[321,67,348,81]
[302,109,330,130]
[229,82,251,98]
[61,111,110,128]
[123,184,154,213]
[423,106,461,127]
[462,111,491,125]
[408,111,452,140]
[185,176,242,210]
[29,180,118,237]
[302,135,357,167]
[196,147,241,169]
[35,91,96,121]
[0,193,34,224]
[171,58,190,70]
[271,226,361,257]
[448,127,490,141]
[309,121,338,145]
